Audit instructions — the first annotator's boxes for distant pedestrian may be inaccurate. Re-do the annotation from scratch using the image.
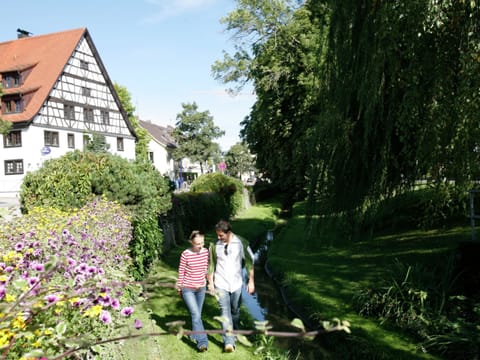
[208,220,255,353]
[176,230,209,352]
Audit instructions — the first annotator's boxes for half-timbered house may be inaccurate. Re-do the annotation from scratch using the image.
[0,28,136,196]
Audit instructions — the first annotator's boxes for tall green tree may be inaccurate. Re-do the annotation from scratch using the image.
[84,132,110,152]
[213,0,320,200]
[114,83,150,161]
[215,0,480,220]
[224,142,256,178]
[173,102,225,173]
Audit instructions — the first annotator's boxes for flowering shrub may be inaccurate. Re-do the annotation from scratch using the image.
[0,198,141,359]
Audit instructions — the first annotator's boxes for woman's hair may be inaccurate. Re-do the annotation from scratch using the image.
[189,230,203,241]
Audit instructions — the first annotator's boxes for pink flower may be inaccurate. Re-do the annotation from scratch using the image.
[100,310,112,324]
[45,294,60,304]
[134,319,143,329]
[120,306,134,317]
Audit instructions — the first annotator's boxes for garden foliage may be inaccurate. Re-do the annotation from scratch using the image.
[19,150,172,277]
[170,191,230,245]
[0,198,140,359]
[20,150,171,220]
[189,173,245,217]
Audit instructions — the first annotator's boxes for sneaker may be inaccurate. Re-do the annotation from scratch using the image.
[224,344,235,353]
[198,345,208,352]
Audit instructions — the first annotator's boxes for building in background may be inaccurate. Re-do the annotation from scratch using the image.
[0,28,136,197]
[138,119,176,179]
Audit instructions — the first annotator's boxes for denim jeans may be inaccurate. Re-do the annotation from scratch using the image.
[182,286,208,349]
[216,287,242,346]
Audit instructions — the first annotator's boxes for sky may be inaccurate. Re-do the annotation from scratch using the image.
[0,0,256,151]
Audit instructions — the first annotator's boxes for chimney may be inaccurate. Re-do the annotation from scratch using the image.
[17,28,32,39]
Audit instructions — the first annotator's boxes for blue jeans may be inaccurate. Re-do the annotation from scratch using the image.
[216,287,242,347]
[182,286,208,349]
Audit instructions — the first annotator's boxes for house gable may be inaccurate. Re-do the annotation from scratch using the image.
[0,28,137,195]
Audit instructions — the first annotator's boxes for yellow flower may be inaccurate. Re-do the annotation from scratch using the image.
[0,329,14,348]
[5,294,16,303]
[83,305,102,318]
[69,297,80,305]
[12,315,26,329]
[44,328,53,336]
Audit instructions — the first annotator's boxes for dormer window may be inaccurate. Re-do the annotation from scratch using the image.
[2,71,22,88]
[1,95,23,113]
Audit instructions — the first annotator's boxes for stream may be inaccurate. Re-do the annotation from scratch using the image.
[241,236,321,359]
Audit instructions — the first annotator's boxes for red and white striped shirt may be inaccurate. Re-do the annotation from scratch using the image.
[177,247,209,289]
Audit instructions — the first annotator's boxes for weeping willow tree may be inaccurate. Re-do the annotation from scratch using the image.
[307,0,480,213]
[213,0,480,224]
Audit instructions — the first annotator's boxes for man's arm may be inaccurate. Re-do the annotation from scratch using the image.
[246,267,255,294]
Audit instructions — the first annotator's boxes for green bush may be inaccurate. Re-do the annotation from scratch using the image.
[189,173,244,217]
[20,150,172,278]
[131,215,164,280]
[360,184,468,235]
[170,191,229,245]
[21,150,172,219]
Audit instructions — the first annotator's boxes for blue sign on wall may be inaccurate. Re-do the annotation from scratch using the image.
[41,146,51,155]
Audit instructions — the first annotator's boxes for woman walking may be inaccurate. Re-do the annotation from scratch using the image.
[176,230,210,352]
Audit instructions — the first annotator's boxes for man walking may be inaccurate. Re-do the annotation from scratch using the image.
[208,220,255,353]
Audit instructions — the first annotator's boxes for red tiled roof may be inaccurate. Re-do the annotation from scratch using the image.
[0,28,86,123]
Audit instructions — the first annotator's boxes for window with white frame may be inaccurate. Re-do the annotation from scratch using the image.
[4,159,23,175]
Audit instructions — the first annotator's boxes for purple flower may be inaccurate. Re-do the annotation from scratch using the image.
[15,242,24,251]
[28,277,40,287]
[100,310,112,324]
[75,263,88,273]
[98,294,111,306]
[134,319,142,329]
[45,294,60,304]
[67,258,76,267]
[120,306,134,317]
[31,263,45,272]
[0,286,5,299]
[110,298,120,310]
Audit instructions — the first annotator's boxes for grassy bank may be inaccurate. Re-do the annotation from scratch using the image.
[266,201,471,359]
